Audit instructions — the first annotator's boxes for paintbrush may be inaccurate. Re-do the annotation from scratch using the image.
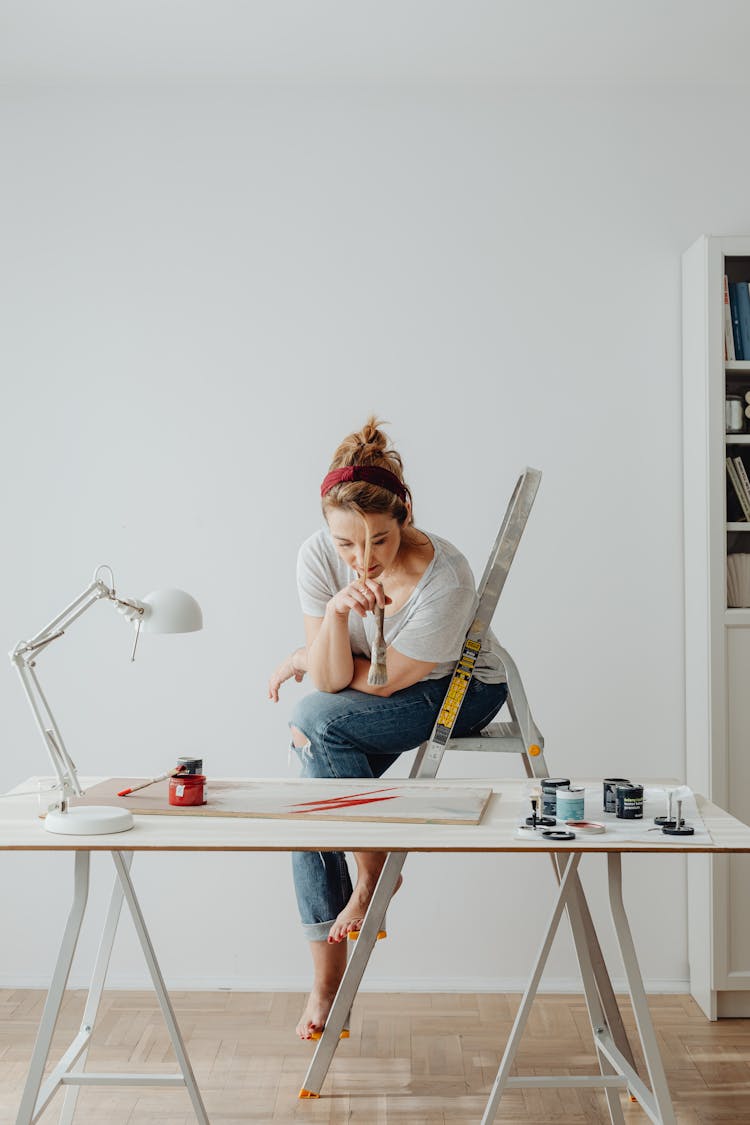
[117,765,185,797]
[368,599,388,686]
[359,529,388,687]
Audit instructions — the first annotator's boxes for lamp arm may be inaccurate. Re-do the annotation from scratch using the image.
[13,659,80,801]
[24,580,108,649]
[9,573,144,811]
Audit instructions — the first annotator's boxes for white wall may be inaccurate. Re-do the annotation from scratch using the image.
[1,80,744,992]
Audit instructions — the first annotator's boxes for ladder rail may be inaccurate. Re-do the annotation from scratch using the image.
[414,468,543,781]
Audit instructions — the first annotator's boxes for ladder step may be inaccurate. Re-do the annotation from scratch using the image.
[444,721,529,754]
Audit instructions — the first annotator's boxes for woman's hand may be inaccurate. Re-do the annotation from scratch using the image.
[268,653,305,702]
[326,579,390,620]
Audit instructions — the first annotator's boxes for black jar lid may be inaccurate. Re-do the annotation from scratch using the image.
[541,777,570,789]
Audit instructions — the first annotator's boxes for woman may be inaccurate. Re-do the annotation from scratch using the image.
[268,417,507,1040]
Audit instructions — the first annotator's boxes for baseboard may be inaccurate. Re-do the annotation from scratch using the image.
[0,973,691,994]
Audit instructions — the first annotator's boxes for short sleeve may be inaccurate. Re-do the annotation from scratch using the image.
[389,584,476,665]
[296,538,336,617]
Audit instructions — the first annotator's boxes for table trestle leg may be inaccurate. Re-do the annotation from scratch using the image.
[607,854,677,1125]
[480,853,586,1125]
[570,876,640,1084]
[563,863,627,1124]
[109,851,209,1124]
[58,853,131,1125]
[15,852,90,1125]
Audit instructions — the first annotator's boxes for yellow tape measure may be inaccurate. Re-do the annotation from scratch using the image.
[434,638,481,742]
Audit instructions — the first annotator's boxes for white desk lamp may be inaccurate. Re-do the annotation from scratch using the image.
[10,564,203,835]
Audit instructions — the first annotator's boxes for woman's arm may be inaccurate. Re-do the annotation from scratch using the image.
[348,648,437,697]
[305,610,436,697]
[267,647,307,702]
[301,577,386,692]
[269,578,392,698]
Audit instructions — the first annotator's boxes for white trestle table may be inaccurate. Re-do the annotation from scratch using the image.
[2,776,749,1125]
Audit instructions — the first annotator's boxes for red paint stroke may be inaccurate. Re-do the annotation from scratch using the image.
[290,786,399,809]
[290,795,399,813]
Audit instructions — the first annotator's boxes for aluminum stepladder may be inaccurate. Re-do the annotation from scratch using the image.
[299,468,640,1117]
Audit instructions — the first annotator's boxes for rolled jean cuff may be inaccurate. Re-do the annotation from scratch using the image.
[301,919,336,942]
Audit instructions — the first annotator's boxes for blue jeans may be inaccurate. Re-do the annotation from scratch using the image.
[289,675,507,940]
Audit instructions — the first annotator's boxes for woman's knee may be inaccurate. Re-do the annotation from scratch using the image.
[289,691,349,744]
[289,695,318,743]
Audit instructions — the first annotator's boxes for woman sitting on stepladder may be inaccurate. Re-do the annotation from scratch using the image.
[268,416,507,1040]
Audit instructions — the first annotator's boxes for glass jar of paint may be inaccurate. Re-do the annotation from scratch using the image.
[556,787,585,821]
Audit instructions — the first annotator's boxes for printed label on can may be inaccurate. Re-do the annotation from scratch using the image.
[615,784,643,819]
[556,789,585,821]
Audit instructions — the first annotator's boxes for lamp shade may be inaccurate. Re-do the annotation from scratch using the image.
[140,588,203,634]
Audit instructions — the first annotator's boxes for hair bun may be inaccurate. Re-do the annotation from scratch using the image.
[323,420,413,524]
[357,417,388,458]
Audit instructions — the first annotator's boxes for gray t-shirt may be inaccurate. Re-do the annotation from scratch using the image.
[296,528,505,684]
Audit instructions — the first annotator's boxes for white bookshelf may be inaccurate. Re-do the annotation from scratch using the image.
[683,235,750,1018]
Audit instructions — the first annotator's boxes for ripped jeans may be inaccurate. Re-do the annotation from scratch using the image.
[289,675,507,941]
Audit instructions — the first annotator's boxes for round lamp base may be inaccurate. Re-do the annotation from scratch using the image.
[44,805,135,835]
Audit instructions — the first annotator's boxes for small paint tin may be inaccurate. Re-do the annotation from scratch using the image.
[555,787,585,821]
[603,777,632,814]
[169,773,206,806]
[616,783,643,820]
[565,820,606,835]
[541,778,571,817]
[176,757,203,775]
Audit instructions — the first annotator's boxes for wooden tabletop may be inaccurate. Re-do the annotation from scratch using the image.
[1,777,749,854]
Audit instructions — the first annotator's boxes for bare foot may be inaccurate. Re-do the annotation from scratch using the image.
[296,988,337,1040]
[327,873,403,943]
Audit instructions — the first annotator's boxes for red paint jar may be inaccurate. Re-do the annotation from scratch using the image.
[169,773,206,806]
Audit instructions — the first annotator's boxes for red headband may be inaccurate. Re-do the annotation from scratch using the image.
[320,465,408,503]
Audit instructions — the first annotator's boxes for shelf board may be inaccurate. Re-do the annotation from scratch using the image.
[727,522,750,530]
[726,434,750,443]
[725,608,750,626]
[726,361,750,373]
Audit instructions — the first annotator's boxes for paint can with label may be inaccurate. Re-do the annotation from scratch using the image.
[541,778,571,817]
[616,783,643,819]
[603,777,632,814]
[169,772,206,806]
[556,787,585,821]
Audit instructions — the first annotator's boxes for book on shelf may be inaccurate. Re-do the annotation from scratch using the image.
[729,282,743,360]
[725,275,736,361]
[736,284,750,360]
[734,456,750,506]
[726,457,750,520]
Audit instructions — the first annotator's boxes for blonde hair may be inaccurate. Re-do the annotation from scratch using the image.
[321,416,412,525]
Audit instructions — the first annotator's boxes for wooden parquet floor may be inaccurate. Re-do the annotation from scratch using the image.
[1,989,749,1123]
